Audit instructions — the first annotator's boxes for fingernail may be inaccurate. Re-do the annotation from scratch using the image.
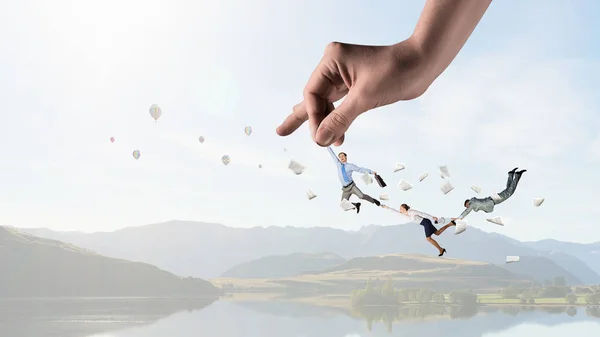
[316,129,335,146]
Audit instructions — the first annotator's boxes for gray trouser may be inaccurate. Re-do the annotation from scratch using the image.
[495,172,522,205]
[341,182,376,204]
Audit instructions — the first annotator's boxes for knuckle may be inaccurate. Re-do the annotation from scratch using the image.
[292,102,304,114]
[329,112,351,128]
[325,41,346,58]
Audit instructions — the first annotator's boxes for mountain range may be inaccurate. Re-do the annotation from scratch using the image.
[13,221,600,284]
[0,226,219,298]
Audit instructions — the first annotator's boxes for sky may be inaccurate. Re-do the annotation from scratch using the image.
[0,0,599,243]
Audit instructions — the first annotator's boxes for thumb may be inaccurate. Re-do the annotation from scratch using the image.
[315,91,367,146]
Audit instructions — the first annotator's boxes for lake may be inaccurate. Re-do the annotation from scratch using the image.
[1,298,599,337]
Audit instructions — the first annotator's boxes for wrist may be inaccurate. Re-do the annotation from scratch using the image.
[389,37,435,99]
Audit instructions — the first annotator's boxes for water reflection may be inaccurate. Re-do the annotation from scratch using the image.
[0,297,217,337]
[2,298,600,337]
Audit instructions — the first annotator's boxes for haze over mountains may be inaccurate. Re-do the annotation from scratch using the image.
[0,226,219,298]
[14,221,600,285]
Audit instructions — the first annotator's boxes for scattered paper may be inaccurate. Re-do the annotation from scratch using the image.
[439,165,450,179]
[379,194,389,200]
[440,181,454,195]
[533,198,545,207]
[454,220,467,235]
[307,189,317,200]
[288,159,305,175]
[361,173,373,185]
[486,217,504,226]
[340,199,356,211]
[506,256,520,263]
[419,173,429,182]
[397,179,413,191]
[394,163,406,172]
[471,185,482,194]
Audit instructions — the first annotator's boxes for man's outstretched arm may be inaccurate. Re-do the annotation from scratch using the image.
[326,146,340,163]
[456,207,472,220]
[345,163,373,175]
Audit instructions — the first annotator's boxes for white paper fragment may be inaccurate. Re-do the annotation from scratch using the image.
[486,217,504,226]
[533,198,545,207]
[506,256,520,263]
[288,159,305,175]
[439,165,450,179]
[361,173,373,185]
[394,163,406,172]
[471,185,482,194]
[440,181,454,195]
[397,179,413,191]
[454,220,467,235]
[307,189,317,200]
[419,173,429,182]
[340,199,356,211]
[379,194,389,200]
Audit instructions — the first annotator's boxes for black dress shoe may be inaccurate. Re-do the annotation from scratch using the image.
[508,167,518,174]
[354,203,361,213]
[516,169,527,174]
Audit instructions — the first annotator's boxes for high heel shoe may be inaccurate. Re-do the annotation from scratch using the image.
[438,248,447,257]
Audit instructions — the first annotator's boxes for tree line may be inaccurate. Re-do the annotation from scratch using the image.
[501,276,600,305]
[351,277,477,307]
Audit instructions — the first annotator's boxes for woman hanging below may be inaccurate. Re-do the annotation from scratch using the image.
[384,204,456,256]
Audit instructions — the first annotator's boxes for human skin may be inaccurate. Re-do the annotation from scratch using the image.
[276,0,493,147]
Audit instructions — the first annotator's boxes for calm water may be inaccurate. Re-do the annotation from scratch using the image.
[1,299,600,337]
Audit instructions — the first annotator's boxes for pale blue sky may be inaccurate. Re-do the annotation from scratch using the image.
[1,0,599,243]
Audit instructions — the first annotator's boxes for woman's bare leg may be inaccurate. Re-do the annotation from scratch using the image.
[426,237,443,254]
[434,222,455,236]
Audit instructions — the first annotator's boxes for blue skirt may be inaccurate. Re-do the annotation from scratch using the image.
[420,218,438,238]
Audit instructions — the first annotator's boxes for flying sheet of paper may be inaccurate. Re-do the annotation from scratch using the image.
[307,189,317,200]
[394,163,406,172]
[440,181,454,195]
[471,185,482,194]
[362,173,373,185]
[454,220,467,235]
[379,194,389,200]
[439,165,450,179]
[419,173,429,182]
[506,256,520,263]
[288,159,305,175]
[397,179,413,191]
[533,198,545,207]
[486,217,504,226]
[340,199,356,211]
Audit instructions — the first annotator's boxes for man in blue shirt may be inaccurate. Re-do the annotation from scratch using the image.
[327,147,381,213]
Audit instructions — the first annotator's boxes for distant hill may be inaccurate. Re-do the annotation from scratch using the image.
[13,221,600,285]
[0,226,220,298]
[500,256,582,285]
[519,239,600,280]
[221,253,346,278]
[217,254,533,293]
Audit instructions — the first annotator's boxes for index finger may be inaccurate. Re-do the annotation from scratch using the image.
[276,102,308,137]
